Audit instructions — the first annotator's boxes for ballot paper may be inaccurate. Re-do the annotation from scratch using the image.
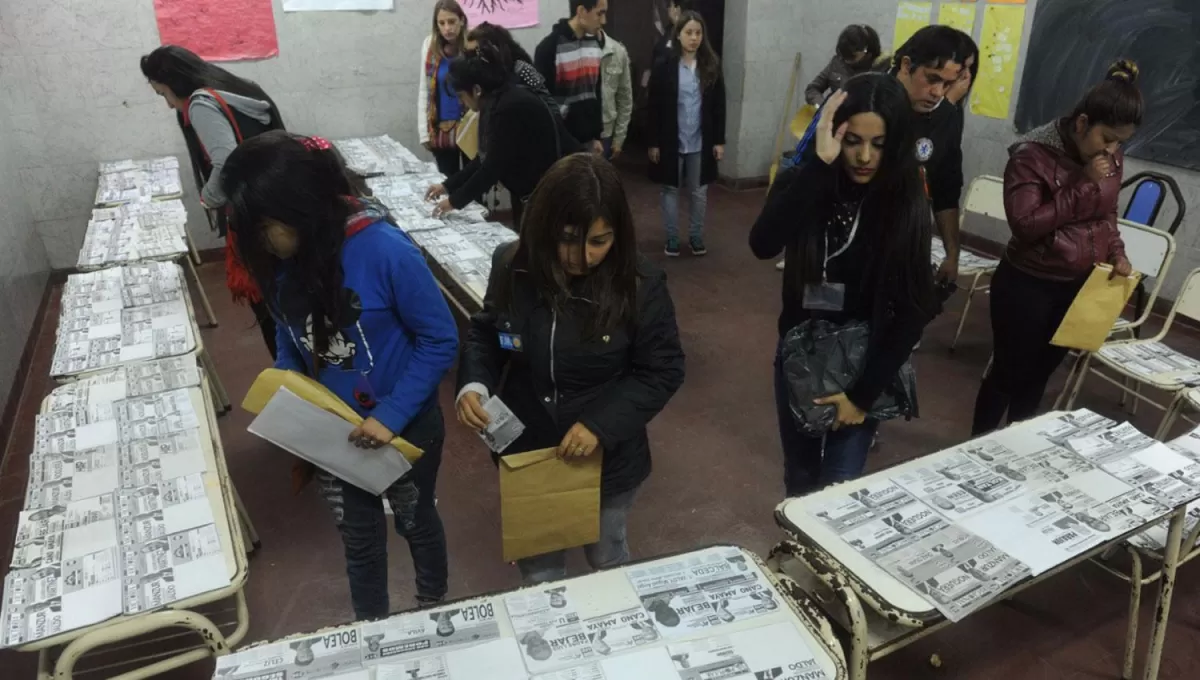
[248,387,413,495]
[360,600,502,664]
[480,396,525,453]
[506,585,596,672]
[625,546,780,638]
[0,547,124,648]
[374,638,527,680]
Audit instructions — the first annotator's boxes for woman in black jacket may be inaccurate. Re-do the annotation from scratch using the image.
[646,10,726,257]
[749,74,939,497]
[456,153,686,584]
[426,45,578,230]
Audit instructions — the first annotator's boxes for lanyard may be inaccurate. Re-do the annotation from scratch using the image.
[821,208,861,282]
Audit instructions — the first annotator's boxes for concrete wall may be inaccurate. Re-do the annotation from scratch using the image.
[0,57,50,413]
[721,0,1200,299]
[0,0,564,269]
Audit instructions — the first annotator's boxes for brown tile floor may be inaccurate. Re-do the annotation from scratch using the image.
[4,169,1200,678]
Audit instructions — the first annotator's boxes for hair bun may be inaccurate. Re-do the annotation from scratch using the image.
[1107,59,1139,84]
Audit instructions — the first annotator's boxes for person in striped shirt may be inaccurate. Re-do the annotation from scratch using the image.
[534,0,608,155]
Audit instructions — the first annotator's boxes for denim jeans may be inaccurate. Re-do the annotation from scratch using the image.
[601,137,613,160]
[774,340,878,496]
[661,152,707,241]
[317,403,448,620]
[516,487,638,584]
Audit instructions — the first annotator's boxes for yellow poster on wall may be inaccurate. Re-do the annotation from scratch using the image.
[971,3,1027,119]
[893,1,933,51]
[938,1,978,36]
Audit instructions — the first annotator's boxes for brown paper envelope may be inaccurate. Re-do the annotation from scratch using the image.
[1051,264,1141,352]
[457,110,480,160]
[242,368,424,462]
[499,448,602,562]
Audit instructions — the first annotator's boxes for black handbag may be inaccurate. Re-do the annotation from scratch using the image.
[781,319,918,435]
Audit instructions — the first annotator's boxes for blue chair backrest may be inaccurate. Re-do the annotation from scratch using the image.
[1123,178,1167,227]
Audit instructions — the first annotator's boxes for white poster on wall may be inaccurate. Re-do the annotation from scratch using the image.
[282,0,393,11]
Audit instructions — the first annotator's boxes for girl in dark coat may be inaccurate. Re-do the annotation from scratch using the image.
[456,153,686,584]
[646,11,726,257]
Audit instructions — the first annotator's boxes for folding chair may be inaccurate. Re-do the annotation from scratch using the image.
[942,175,1004,352]
[1122,171,1185,236]
[1062,268,1200,437]
[1054,221,1176,409]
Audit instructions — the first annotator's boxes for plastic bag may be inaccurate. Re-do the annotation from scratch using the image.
[781,319,918,435]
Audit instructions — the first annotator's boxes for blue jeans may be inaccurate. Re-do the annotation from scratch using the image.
[774,340,878,496]
[661,152,707,241]
[516,487,638,584]
[601,137,614,160]
[317,403,448,620]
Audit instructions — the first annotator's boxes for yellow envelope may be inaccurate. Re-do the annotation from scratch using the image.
[457,110,480,160]
[789,104,817,141]
[1051,264,1141,352]
[242,368,424,463]
[499,448,602,562]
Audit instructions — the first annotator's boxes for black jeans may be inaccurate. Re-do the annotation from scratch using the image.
[972,260,1087,434]
[431,147,465,176]
[510,191,526,233]
[316,402,448,620]
[249,300,277,360]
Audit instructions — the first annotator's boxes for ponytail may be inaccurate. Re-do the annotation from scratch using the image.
[1070,59,1143,128]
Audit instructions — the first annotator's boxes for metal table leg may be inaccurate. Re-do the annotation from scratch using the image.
[231,483,261,552]
[183,256,219,328]
[950,272,984,353]
[185,233,202,267]
[1141,506,1187,679]
[199,349,232,413]
[1123,547,1144,680]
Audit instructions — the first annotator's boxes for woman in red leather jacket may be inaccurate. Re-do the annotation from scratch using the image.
[972,61,1142,434]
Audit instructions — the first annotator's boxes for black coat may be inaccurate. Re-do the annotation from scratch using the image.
[458,243,686,497]
[646,56,726,188]
[443,83,580,210]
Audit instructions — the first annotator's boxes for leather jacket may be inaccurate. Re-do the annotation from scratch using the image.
[1003,120,1126,281]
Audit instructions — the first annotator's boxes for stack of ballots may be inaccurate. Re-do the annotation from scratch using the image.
[95,157,184,206]
[50,263,196,380]
[78,200,189,270]
[334,135,425,177]
[0,358,234,648]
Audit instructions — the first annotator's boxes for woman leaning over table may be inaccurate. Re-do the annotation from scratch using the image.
[222,131,459,619]
[972,61,1142,435]
[455,153,686,584]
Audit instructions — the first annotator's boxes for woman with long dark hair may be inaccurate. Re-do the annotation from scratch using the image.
[425,45,578,229]
[455,153,685,584]
[750,73,939,496]
[140,45,285,359]
[419,0,468,175]
[647,10,726,257]
[221,131,459,619]
[804,24,882,106]
[972,62,1141,434]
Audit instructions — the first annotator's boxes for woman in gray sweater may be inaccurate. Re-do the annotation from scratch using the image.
[805,25,882,106]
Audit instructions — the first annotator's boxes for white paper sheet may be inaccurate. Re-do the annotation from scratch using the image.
[247,388,412,495]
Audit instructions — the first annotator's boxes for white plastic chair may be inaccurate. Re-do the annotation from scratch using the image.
[1054,221,1176,409]
[939,175,1004,352]
[1062,268,1200,436]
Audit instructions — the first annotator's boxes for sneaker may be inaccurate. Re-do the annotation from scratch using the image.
[690,237,708,256]
[776,258,786,271]
[664,238,681,257]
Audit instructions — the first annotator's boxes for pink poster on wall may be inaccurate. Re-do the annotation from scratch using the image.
[153,0,279,61]
[462,0,540,30]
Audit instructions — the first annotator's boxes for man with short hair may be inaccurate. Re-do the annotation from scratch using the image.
[598,29,633,159]
[535,0,609,155]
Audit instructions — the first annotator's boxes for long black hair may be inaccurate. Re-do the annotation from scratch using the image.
[1071,60,1144,128]
[449,43,511,98]
[836,24,881,68]
[221,131,361,363]
[672,11,721,90]
[467,22,534,70]
[495,153,639,339]
[795,73,937,327]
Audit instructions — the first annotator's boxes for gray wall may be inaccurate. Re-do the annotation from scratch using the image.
[0,60,50,410]
[722,0,1200,299]
[0,0,564,270]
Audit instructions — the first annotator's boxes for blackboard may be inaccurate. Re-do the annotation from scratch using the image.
[1014,0,1200,172]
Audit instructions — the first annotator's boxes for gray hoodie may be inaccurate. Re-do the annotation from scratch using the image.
[188,89,273,207]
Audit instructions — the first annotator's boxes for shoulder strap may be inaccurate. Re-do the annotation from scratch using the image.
[204,88,246,144]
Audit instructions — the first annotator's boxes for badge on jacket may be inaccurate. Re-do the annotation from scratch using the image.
[916,137,935,163]
[499,332,523,352]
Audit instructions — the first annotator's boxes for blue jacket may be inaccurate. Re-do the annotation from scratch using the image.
[274,220,458,435]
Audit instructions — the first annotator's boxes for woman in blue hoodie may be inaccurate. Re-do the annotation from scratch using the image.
[221,131,460,620]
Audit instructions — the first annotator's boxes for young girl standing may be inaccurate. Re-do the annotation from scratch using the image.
[647,10,726,257]
[419,0,468,175]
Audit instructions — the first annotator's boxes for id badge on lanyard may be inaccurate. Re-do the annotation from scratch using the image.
[802,209,860,312]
